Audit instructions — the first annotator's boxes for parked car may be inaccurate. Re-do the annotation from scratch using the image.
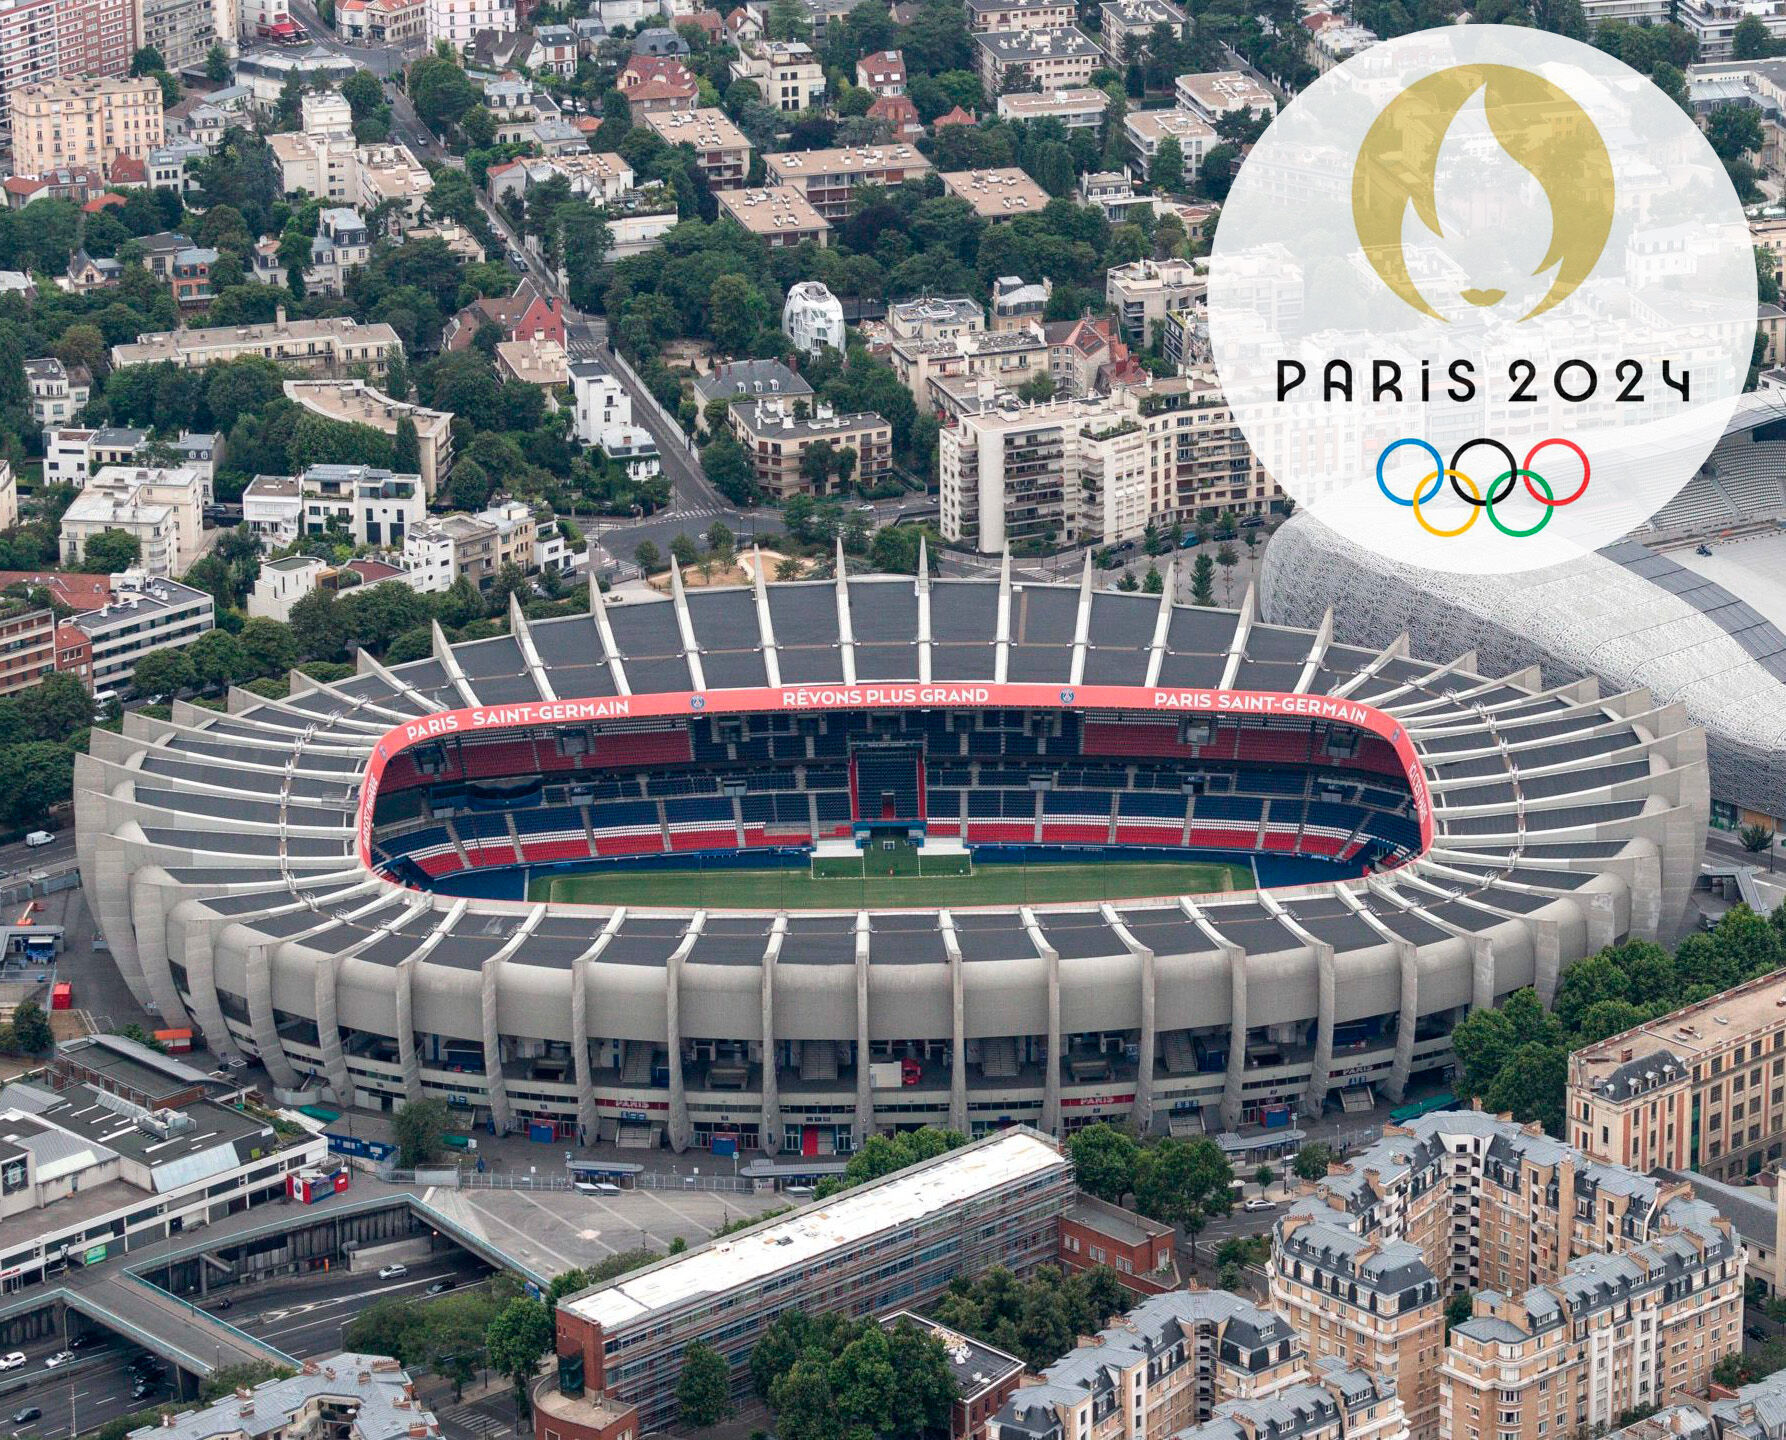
[425,1279,455,1296]
[0,1354,24,1372]
[377,1264,408,1280]
[1242,1197,1277,1212]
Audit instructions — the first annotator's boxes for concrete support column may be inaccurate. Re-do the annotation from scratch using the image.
[1388,941,1418,1104]
[1134,945,1156,1136]
[312,953,351,1103]
[1584,890,1617,954]
[180,922,246,1066]
[245,942,300,1091]
[480,957,512,1133]
[1528,916,1563,1009]
[396,957,425,1105]
[1223,942,1247,1131]
[667,917,701,1153]
[854,913,873,1147]
[571,955,596,1145]
[129,873,195,1032]
[1022,908,1061,1135]
[1304,942,1336,1115]
[1470,936,1495,1013]
[761,918,785,1156]
[941,913,967,1134]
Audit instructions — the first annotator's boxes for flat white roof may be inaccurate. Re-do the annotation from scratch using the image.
[563,1128,1063,1331]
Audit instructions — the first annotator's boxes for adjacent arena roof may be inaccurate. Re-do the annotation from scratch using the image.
[75,562,1707,1151]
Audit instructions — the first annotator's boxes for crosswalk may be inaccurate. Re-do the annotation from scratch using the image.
[438,1402,516,1438]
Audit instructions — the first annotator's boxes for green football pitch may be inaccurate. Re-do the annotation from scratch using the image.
[527,850,1249,909]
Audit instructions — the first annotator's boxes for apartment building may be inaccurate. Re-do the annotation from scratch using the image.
[425,0,513,50]
[996,87,1109,129]
[25,357,90,428]
[337,0,426,42]
[60,465,205,576]
[1268,1109,1747,1440]
[990,1289,1309,1440]
[73,572,214,697]
[730,398,893,499]
[284,380,454,499]
[617,54,701,114]
[1173,1362,1409,1440]
[600,424,660,482]
[764,145,934,220]
[889,326,1050,408]
[1306,20,1377,73]
[889,295,986,343]
[298,463,423,548]
[303,206,371,296]
[570,359,631,446]
[130,1354,435,1440]
[1057,1192,1178,1294]
[1106,258,1207,345]
[991,277,1050,332]
[553,1128,1073,1432]
[966,0,1076,31]
[358,143,432,221]
[487,152,634,208]
[1679,0,1786,60]
[43,426,148,487]
[0,0,140,148]
[0,460,15,534]
[690,359,813,437]
[0,603,56,698]
[715,185,831,247]
[1567,967,1786,1180]
[940,371,1265,553]
[248,554,327,623]
[1125,108,1216,174]
[1174,70,1277,124]
[640,108,751,189]
[783,280,845,355]
[111,309,400,378]
[732,39,825,111]
[941,167,1051,221]
[268,127,355,201]
[9,75,162,178]
[475,499,539,574]
[975,29,1106,99]
[1441,1221,1743,1440]
[404,513,498,591]
[1099,0,1185,64]
[139,0,218,78]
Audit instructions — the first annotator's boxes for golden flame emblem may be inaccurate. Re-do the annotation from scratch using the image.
[1351,63,1615,322]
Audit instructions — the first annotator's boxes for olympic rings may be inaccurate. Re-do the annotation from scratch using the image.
[1413,470,1479,537]
[1377,438,1590,537]
[1377,438,1443,507]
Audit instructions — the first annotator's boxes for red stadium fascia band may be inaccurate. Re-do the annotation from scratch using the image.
[354,683,1433,871]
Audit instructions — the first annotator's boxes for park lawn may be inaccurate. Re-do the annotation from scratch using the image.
[529,859,1247,910]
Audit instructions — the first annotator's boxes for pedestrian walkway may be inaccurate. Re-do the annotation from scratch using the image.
[438,1401,516,1438]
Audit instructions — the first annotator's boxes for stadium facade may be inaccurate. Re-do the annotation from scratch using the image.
[75,564,1706,1154]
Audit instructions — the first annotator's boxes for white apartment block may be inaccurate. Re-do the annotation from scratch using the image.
[426,0,514,51]
[782,280,845,355]
[283,380,454,499]
[1106,256,1207,344]
[1174,70,1277,123]
[298,464,424,548]
[941,371,1270,553]
[975,28,1106,98]
[242,474,301,547]
[43,427,148,488]
[74,572,214,697]
[60,466,205,577]
[25,357,90,428]
[571,359,631,446]
[1125,107,1216,173]
[248,554,327,622]
[732,40,825,112]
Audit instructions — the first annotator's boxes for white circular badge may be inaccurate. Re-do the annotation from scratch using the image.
[1208,26,1755,574]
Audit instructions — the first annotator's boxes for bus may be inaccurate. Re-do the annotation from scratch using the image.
[1389,1092,1456,1124]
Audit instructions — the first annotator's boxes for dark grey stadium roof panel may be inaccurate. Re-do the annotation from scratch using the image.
[952,913,1041,963]
[930,582,998,642]
[848,582,920,645]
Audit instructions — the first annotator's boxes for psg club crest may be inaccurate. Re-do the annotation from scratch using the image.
[689,695,706,711]
[1059,689,1075,705]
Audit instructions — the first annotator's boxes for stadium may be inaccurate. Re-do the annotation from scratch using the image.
[75,562,1706,1156]
[1259,386,1786,833]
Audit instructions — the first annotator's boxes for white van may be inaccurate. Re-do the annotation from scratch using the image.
[24,831,53,848]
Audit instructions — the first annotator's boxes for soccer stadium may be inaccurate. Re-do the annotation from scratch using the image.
[75,564,1706,1156]
[1260,387,1786,833]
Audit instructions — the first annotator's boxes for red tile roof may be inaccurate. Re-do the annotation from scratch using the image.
[0,571,113,610]
[933,105,976,129]
[82,193,128,212]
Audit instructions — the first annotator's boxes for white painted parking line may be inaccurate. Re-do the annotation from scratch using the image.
[507,1191,617,1257]
[630,1186,702,1231]
[465,1199,584,1271]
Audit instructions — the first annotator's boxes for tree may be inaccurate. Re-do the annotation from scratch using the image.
[676,1342,733,1428]
[801,439,837,490]
[1740,822,1775,865]
[8,1001,50,1055]
[392,1096,450,1167]
[132,647,195,700]
[485,1297,553,1412]
[1067,1123,1139,1202]
[394,414,422,476]
[1132,1136,1232,1233]
[130,45,166,75]
[709,274,770,354]
[1017,371,1056,403]
[79,528,142,573]
[701,430,756,505]
[1149,136,1184,192]
[1254,1163,1274,1190]
[239,617,299,679]
[1189,552,1215,606]
[634,540,662,573]
[1734,13,1775,56]
[187,629,249,694]
[818,1127,966,1197]
[1292,1143,1335,1182]
[14,673,98,742]
[1482,1041,1569,1135]
[1142,564,1163,594]
[1444,1290,1474,1334]
[1198,143,1240,201]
